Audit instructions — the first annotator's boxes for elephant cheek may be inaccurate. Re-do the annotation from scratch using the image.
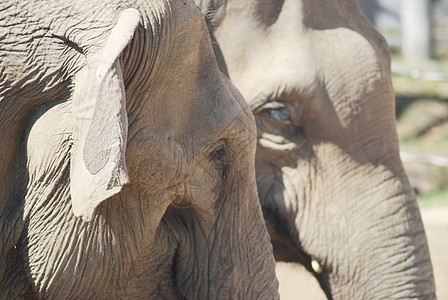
[125,133,182,191]
[135,159,164,186]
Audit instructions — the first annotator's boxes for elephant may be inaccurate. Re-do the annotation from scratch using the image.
[0,0,279,298]
[193,0,437,298]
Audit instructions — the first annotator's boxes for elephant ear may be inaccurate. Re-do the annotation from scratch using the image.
[70,8,140,221]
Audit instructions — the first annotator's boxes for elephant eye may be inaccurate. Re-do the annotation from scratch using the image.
[210,145,226,161]
[265,108,291,123]
[253,99,292,124]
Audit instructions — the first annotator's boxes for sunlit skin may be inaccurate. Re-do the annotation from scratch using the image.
[0,1,278,298]
[194,0,436,298]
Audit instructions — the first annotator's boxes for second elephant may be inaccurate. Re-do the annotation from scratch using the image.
[195,0,436,298]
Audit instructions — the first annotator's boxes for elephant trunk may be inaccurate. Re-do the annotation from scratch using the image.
[295,153,435,299]
[259,141,436,299]
[325,192,434,299]
[168,180,279,299]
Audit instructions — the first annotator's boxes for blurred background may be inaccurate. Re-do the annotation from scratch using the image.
[278,1,448,299]
[362,1,448,298]
[359,0,448,204]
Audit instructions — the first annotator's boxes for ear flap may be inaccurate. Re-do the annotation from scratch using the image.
[70,8,140,221]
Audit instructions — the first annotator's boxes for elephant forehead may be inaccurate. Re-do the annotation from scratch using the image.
[176,101,253,157]
[127,87,251,155]
[215,0,387,91]
[214,3,319,103]
[188,86,250,134]
[138,63,254,147]
[216,8,388,130]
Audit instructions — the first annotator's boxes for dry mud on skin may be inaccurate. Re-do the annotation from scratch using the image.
[276,206,448,300]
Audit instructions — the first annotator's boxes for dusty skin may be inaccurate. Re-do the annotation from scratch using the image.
[0,0,278,298]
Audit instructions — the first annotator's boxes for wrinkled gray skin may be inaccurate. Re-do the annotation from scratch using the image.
[194,0,436,298]
[0,1,279,299]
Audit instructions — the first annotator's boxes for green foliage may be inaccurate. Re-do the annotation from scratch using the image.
[418,188,448,207]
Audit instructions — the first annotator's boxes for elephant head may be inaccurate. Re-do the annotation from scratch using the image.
[0,1,278,298]
[195,0,436,298]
